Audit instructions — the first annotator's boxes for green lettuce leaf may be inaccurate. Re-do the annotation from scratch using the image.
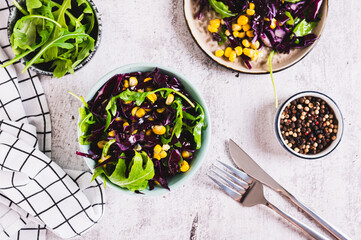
[108,151,155,192]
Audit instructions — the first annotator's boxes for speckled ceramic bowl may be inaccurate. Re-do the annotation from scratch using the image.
[8,0,102,76]
[275,91,344,159]
[184,0,328,74]
[78,63,211,196]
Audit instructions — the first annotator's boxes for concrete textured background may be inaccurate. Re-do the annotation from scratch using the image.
[40,0,361,239]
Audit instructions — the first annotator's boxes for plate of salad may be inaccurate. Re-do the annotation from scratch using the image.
[184,0,328,74]
[73,63,211,195]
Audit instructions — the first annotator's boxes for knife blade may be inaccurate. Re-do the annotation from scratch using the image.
[228,138,352,240]
[229,139,286,194]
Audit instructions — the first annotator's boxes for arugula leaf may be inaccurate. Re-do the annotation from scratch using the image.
[26,0,42,13]
[162,97,184,144]
[76,0,95,34]
[268,50,278,108]
[69,92,95,145]
[13,0,29,16]
[218,29,228,45]
[104,87,195,131]
[293,19,317,37]
[107,151,155,192]
[102,139,116,159]
[208,0,237,18]
[192,103,206,149]
[23,27,91,73]
[285,11,294,25]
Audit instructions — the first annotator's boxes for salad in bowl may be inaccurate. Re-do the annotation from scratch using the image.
[72,64,210,194]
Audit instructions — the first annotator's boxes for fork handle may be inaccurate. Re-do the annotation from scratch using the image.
[266,201,330,240]
[286,196,352,240]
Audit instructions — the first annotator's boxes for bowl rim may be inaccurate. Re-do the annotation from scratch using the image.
[274,91,344,160]
[183,0,329,74]
[78,63,212,196]
[7,0,102,76]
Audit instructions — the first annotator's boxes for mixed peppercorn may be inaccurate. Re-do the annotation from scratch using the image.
[279,96,338,155]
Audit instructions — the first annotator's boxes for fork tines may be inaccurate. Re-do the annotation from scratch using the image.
[208,161,253,201]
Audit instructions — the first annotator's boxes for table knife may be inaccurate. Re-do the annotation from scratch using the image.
[229,139,351,240]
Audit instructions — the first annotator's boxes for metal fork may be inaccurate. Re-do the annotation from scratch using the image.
[209,161,329,240]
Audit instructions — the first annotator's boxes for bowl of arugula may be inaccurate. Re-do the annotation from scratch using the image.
[2,0,101,78]
[73,63,211,196]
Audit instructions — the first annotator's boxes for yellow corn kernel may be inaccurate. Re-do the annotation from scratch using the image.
[108,130,115,137]
[246,9,255,16]
[232,24,241,31]
[215,49,224,57]
[235,46,243,56]
[264,17,270,21]
[243,24,251,32]
[209,19,220,28]
[137,89,144,92]
[162,144,170,151]
[145,87,153,92]
[243,48,255,58]
[180,160,190,172]
[144,77,152,82]
[154,144,162,153]
[246,30,255,37]
[124,100,132,104]
[123,80,129,88]
[251,50,260,61]
[249,3,255,10]
[221,19,225,25]
[270,18,277,29]
[242,39,251,48]
[147,93,157,103]
[99,155,111,163]
[146,129,152,136]
[153,153,161,160]
[148,116,154,121]
[208,25,218,33]
[115,117,122,121]
[123,122,129,128]
[233,31,239,38]
[129,77,138,87]
[152,125,166,135]
[224,47,232,58]
[182,151,192,159]
[135,108,146,118]
[97,140,107,149]
[237,15,249,26]
[157,108,165,113]
[160,151,167,159]
[154,180,160,185]
[166,94,174,105]
[238,31,246,38]
[229,51,237,62]
[132,129,138,135]
[225,30,231,36]
[131,107,140,116]
[251,40,260,50]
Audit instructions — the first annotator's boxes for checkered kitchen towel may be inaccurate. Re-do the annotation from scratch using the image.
[0,1,105,239]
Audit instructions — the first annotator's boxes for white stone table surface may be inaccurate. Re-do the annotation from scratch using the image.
[40,0,361,239]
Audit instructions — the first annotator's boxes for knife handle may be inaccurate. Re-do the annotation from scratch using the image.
[266,201,329,240]
[286,193,352,240]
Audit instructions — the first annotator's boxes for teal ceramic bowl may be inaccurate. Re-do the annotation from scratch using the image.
[78,63,211,196]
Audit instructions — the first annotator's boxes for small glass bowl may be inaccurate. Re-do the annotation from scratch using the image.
[275,91,344,159]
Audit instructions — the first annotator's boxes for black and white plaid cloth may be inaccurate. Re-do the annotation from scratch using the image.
[0,1,105,239]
